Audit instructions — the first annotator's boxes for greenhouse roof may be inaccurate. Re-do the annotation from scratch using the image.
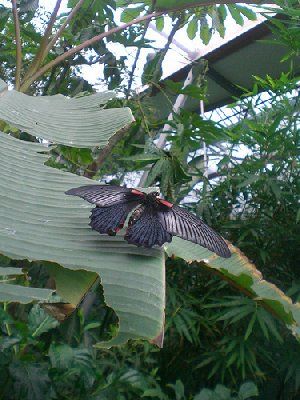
[142,17,300,118]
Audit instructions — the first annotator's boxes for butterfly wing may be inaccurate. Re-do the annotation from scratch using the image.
[66,185,145,235]
[65,184,145,206]
[157,203,231,258]
[90,203,138,235]
[124,205,172,248]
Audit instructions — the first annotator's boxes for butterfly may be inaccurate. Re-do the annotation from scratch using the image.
[65,185,231,258]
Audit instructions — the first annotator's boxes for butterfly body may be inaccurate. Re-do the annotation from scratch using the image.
[65,185,231,258]
[137,191,171,210]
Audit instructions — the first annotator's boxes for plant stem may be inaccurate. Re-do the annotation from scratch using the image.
[11,0,22,91]
[22,0,63,83]
[44,0,86,55]
[125,1,156,99]
[83,123,133,178]
[3,302,12,336]
[125,22,150,99]
[44,0,63,40]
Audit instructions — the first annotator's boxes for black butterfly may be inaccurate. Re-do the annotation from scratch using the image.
[65,185,231,258]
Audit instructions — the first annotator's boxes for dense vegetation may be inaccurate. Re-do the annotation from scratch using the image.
[0,0,299,399]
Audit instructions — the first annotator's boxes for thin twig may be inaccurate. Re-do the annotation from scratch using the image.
[153,17,183,85]
[126,22,150,99]
[85,17,182,179]
[20,11,163,92]
[43,0,63,43]
[125,1,156,99]
[45,0,86,55]
[11,0,22,91]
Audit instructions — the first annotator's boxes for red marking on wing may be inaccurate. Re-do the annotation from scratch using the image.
[131,189,145,196]
[115,222,125,233]
[158,199,173,208]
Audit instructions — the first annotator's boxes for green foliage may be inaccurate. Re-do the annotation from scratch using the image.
[204,296,283,342]
[0,1,299,399]
[194,382,258,400]
[9,362,52,400]
[118,2,256,44]
[263,0,300,61]
[0,262,299,398]
[28,305,60,338]
[207,76,299,283]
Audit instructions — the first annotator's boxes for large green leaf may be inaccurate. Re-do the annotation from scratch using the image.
[0,283,54,303]
[0,267,24,275]
[47,264,98,307]
[166,239,300,338]
[0,79,133,148]
[0,260,52,302]
[0,131,165,347]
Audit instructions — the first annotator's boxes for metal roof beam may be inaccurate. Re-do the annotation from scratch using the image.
[207,66,244,97]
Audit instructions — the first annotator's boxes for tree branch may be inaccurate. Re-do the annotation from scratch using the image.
[45,0,86,55]
[11,0,22,91]
[44,0,63,40]
[23,0,63,82]
[155,0,274,11]
[20,11,163,92]
[83,123,133,179]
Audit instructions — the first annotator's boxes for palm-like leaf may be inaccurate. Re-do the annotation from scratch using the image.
[0,80,133,147]
[0,131,165,347]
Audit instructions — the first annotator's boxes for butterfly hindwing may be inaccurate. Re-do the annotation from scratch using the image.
[66,185,144,235]
[158,204,231,258]
[65,185,145,206]
[125,206,172,248]
[90,202,140,235]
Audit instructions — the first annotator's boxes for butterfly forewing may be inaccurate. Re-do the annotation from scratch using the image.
[158,205,231,258]
[65,185,145,206]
